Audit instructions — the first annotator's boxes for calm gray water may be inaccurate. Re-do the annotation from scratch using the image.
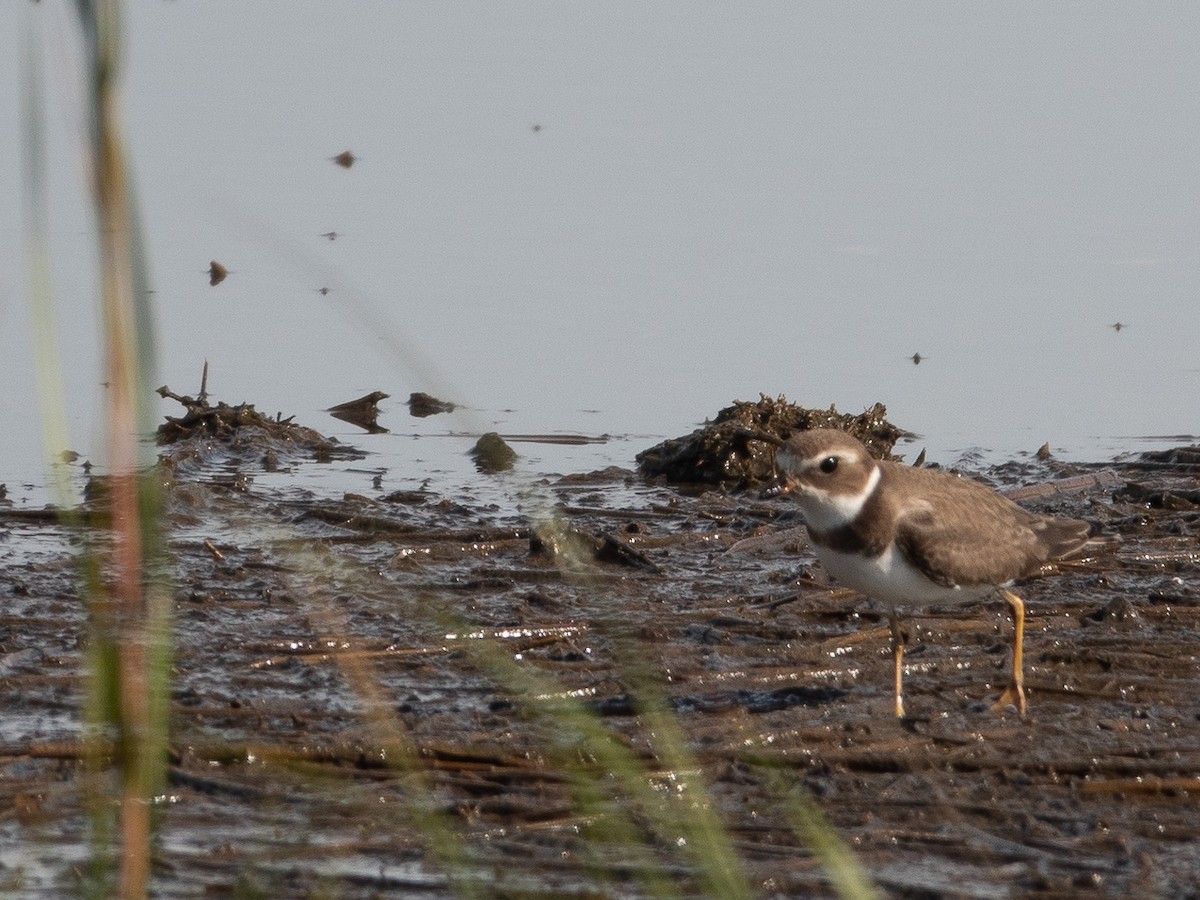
[3,4,1198,507]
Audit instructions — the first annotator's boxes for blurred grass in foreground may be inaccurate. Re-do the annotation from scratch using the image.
[21,2,172,895]
[20,2,878,896]
[77,1,172,896]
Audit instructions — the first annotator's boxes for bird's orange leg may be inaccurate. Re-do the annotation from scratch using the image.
[994,590,1027,716]
[888,609,906,719]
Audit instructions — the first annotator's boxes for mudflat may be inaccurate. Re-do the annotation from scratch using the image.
[2,432,1198,897]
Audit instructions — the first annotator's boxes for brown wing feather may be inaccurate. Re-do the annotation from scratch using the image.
[884,463,1090,588]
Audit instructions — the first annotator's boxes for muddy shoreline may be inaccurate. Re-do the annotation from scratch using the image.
[2,436,1199,897]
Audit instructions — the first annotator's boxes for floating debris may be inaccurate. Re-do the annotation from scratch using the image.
[331,150,356,168]
[470,433,517,473]
[207,261,228,286]
[408,392,456,418]
[636,395,901,489]
[326,391,389,434]
[496,434,607,446]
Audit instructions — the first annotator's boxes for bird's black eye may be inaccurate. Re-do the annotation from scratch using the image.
[819,456,838,474]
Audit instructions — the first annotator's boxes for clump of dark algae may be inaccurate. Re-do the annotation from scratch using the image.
[635,394,902,490]
[470,432,518,473]
[407,391,456,418]
[156,383,363,472]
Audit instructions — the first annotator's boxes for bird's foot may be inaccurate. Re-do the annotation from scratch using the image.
[992,683,1027,717]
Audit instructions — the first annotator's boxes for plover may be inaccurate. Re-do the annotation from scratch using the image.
[776,429,1092,718]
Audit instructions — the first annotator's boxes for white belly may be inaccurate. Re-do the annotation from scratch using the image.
[814,543,999,608]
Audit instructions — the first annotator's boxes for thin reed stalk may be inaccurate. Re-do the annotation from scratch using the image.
[72,2,170,896]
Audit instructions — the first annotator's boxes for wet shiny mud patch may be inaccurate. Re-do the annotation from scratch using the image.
[1,448,1199,896]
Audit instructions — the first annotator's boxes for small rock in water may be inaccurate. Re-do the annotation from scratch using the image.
[471,433,517,473]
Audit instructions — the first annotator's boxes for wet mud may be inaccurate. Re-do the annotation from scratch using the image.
[2,428,1199,897]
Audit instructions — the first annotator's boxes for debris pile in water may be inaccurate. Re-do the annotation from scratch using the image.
[156,383,358,465]
[636,395,902,489]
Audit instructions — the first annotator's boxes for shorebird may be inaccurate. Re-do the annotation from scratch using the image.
[776,429,1092,718]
